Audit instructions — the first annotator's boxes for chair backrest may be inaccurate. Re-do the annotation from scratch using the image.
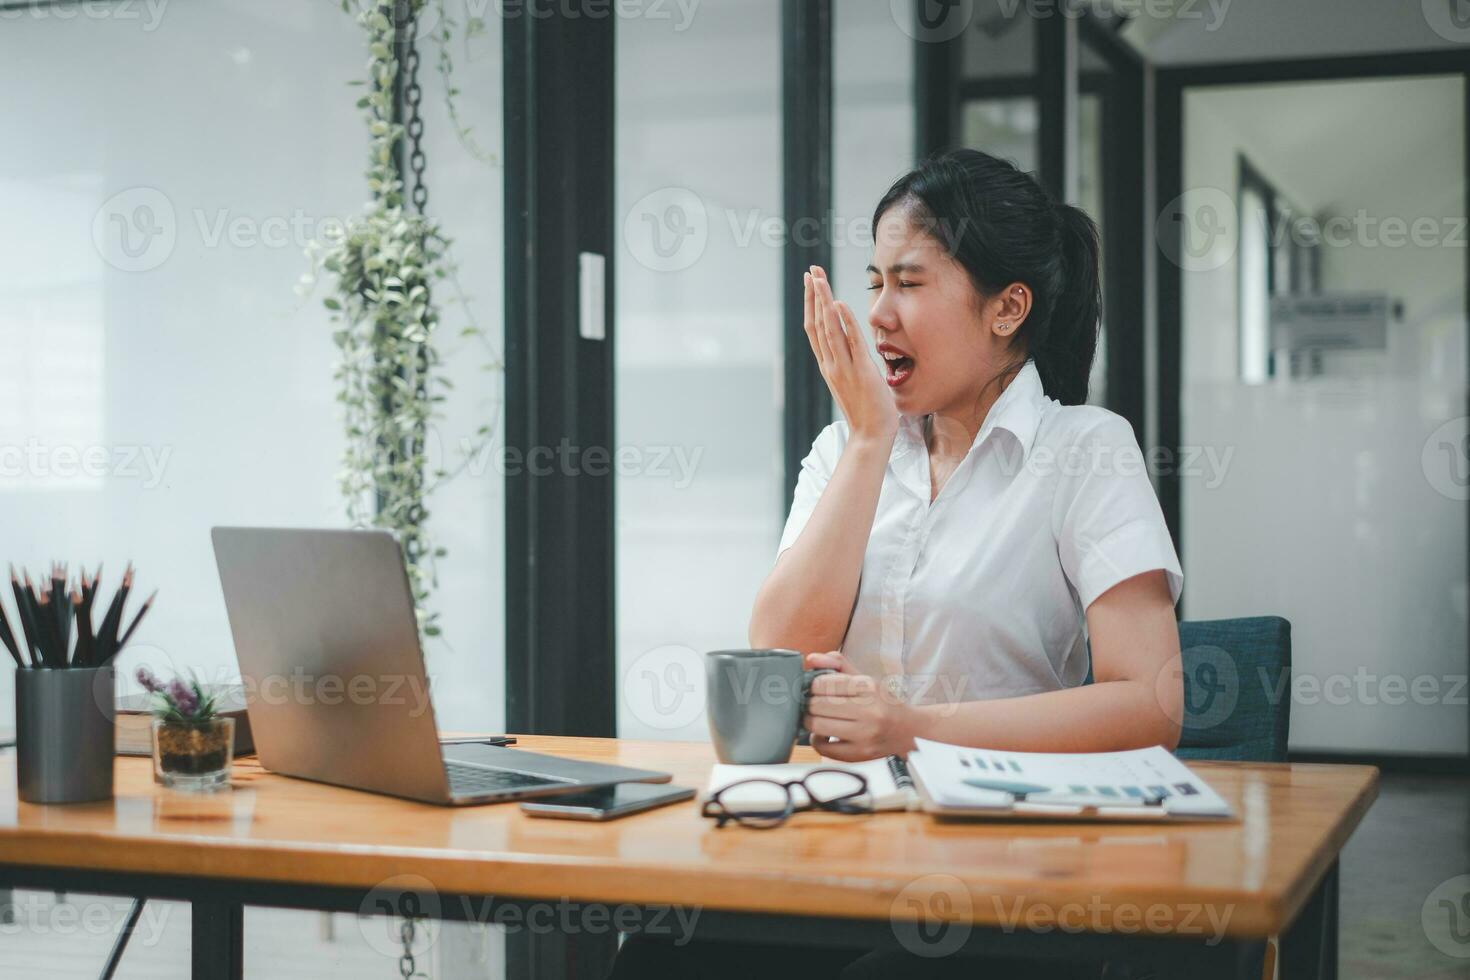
[1084,616,1291,762]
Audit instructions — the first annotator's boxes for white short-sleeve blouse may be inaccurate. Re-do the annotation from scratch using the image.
[776,360,1183,706]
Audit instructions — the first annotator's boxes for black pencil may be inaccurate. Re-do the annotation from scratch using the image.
[18,570,46,666]
[95,566,132,665]
[77,574,97,668]
[36,591,61,668]
[115,590,155,653]
[54,564,72,659]
[9,568,37,665]
[71,590,91,667]
[0,595,22,668]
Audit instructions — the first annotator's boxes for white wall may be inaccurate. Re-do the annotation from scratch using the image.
[0,0,505,735]
[614,0,786,741]
[1181,76,1467,755]
[1128,0,1465,64]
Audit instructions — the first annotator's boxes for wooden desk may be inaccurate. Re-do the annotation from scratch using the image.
[0,737,1377,980]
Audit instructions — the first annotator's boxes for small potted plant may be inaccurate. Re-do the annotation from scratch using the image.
[138,667,234,792]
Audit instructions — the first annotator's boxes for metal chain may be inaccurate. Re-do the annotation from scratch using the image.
[398,916,427,979]
[403,27,428,215]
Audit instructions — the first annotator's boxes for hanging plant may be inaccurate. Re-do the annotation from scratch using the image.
[301,0,499,638]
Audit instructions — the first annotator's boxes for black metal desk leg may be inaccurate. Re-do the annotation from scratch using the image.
[1279,859,1339,980]
[192,898,243,980]
[506,921,617,980]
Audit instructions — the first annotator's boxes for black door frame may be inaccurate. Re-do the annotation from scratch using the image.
[919,10,1148,435]
[503,11,617,744]
[782,0,835,508]
[1155,49,1470,768]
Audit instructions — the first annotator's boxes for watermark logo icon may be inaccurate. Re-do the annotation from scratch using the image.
[1424,874,1470,958]
[624,187,708,272]
[1424,0,1470,42]
[1175,645,1239,732]
[1423,417,1470,501]
[893,0,975,43]
[93,187,176,272]
[1156,186,1236,273]
[358,874,443,959]
[622,644,705,730]
[890,874,973,958]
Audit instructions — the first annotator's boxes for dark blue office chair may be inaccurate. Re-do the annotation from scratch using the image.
[1174,615,1292,763]
[1083,615,1292,763]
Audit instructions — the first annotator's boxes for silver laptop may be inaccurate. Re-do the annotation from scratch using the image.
[211,527,669,805]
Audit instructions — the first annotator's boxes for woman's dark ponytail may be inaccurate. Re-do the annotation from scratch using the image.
[872,149,1102,405]
[1041,202,1101,406]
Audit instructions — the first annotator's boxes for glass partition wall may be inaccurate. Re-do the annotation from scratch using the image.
[1170,70,1468,758]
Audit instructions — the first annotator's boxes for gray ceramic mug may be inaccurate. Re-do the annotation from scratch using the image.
[705,649,835,764]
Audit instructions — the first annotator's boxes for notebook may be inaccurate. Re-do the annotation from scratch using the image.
[704,756,921,812]
[907,738,1234,821]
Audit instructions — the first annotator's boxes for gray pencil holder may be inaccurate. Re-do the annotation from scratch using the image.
[16,665,115,804]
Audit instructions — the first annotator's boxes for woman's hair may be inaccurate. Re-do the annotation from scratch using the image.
[872,148,1101,406]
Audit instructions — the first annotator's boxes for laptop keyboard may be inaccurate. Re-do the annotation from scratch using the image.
[445,762,569,797]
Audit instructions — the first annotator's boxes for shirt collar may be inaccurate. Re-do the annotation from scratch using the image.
[895,359,1046,463]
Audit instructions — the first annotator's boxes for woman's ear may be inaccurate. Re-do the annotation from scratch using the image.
[989,282,1032,338]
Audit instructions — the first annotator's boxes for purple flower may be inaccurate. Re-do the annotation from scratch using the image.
[136,667,164,694]
[167,678,199,717]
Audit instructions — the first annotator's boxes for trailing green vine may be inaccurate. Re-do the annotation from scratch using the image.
[300,0,499,638]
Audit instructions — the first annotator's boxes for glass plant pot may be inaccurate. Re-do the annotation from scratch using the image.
[151,717,234,792]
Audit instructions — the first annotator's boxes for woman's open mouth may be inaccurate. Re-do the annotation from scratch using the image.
[878,343,915,388]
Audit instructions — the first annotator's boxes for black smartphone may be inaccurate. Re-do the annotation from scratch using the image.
[520,783,696,821]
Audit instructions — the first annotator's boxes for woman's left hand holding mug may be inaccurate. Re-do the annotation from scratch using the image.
[802,651,919,762]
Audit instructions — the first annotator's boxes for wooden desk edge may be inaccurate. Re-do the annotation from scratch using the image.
[0,749,1384,939]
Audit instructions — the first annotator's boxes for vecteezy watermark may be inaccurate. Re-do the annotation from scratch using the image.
[990,894,1235,945]
[93,187,177,273]
[1423,0,1470,43]
[108,657,438,719]
[890,874,974,958]
[1263,669,1467,708]
[0,439,173,490]
[1155,651,1468,732]
[357,874,702,957]
[240,669,436,717]
[479,0,699,29]
[1157,187,1468,273]
[1168,645,1240,733]
[1155,186,1238,273]
[623,644,706,730]
[1266,209,1468,251]
[0,0,169,31]
[1424,874,1470,958]
[1423,416,1470,501]
[622,193,976,273]
[0,892,173,946]
[92,187,356,273]
[893,0,1231,44]
[623,187,710,273]
[453,435,704,488]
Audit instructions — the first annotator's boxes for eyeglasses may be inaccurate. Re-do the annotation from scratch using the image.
[701,768,872,829]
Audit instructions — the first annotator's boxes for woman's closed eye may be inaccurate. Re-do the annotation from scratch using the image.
[866,280,920,291]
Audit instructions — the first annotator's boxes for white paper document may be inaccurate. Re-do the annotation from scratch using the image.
[907,738,1234,821]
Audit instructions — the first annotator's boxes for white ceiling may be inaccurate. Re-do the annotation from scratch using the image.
[1112,0,1467,65]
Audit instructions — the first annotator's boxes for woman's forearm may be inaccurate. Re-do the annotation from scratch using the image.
[908,678,1181,754]
[749,433,893,652]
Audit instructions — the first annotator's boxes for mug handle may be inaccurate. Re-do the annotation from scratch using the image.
[795,667,837,745]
